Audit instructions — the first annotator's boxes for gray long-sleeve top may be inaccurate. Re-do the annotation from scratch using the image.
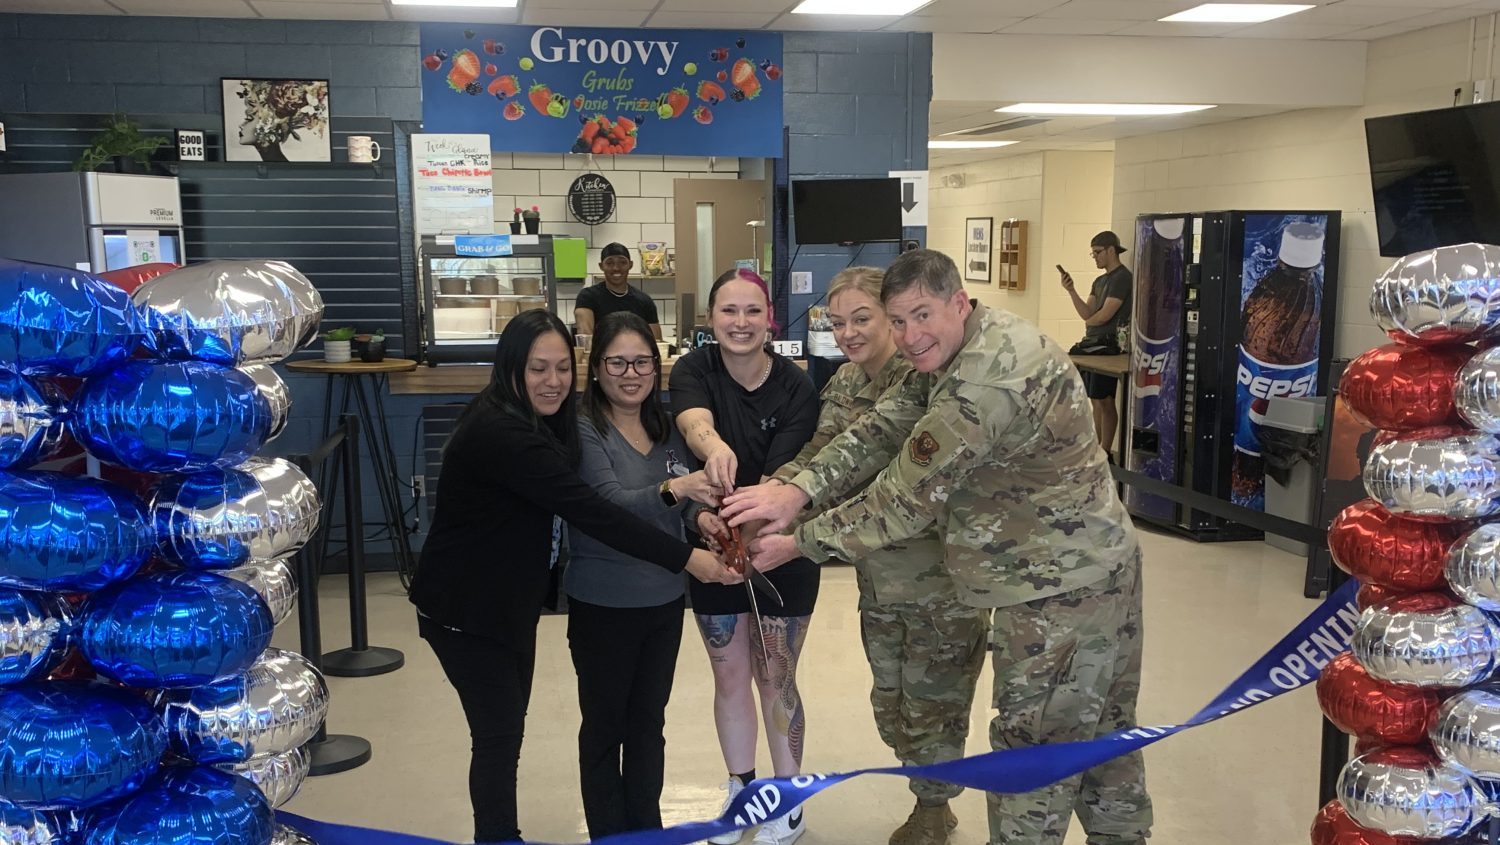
[564,417,693,608]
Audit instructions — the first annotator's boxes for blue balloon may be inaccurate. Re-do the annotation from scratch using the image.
[0,801,84,843]
[82,766,272,845]
[151,468,262,570]
[0,683,166,809]
[0,471,152,592]
[73,361,272,473]
[81,571,273,688]
[0,260,148,377]
[0,589,75,686]
[0,369,64,471]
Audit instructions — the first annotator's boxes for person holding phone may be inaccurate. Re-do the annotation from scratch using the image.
[1060,231,1132,461]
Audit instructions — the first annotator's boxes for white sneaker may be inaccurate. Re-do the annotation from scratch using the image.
[751,808,805,845]
[707,779,747,845]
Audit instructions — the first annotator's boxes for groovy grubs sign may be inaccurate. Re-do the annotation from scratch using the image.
[418,24,784,158]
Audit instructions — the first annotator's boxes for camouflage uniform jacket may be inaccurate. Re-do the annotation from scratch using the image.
[773,354,957,606]
[788,301,1139,609]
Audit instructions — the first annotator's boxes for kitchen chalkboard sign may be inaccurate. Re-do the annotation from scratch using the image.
[568,173,616,226]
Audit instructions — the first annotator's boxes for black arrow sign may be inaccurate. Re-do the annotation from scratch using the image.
[901,180,917,213]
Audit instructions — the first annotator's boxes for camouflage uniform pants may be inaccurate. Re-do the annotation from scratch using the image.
[986,553,1151,845]
[859,597,988,804]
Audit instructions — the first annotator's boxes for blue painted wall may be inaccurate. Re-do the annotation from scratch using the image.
[0,14,932,556]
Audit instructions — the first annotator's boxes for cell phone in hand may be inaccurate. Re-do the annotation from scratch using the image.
[1056,265,1073,283]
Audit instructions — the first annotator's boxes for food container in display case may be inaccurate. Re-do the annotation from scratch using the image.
[418,235,558,365]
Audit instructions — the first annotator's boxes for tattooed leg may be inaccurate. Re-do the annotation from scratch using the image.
[695,613,758,773]
[752,614,811,777]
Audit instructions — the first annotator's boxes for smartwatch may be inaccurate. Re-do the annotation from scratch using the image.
[659,479,678,506]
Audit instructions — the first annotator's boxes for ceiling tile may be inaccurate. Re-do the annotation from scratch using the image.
[1038,0,1198,20]
[917,0,1067,13]
[645,11,782,28]
[883,14,1022,31]
[250,1,390,19]
[996,17,1136,33]
[389,6,520,23]
[0,0,120,12]
[768,13,902,29]
[526,0,658,8]
[522,8,650,26]
[1291,4,1429,25]
[657,0,791,11]
[1217,20,1362,38]
[1329,7,1494,38]
[1333,0,1472,6]
[113,0,257,14]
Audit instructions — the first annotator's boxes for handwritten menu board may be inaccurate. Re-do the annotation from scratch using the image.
[412,133,494,235]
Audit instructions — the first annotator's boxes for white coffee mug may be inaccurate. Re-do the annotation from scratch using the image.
[348,136,381,163]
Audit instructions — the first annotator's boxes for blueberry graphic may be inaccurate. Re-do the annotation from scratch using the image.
[436,49,449,60]
[464,29,475,39]
[736,37,746,48]
[464,81,482,95]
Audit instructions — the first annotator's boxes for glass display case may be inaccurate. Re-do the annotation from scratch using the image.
[418,235,558,365]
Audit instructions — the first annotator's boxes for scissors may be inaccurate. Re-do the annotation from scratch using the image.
[711,520,784,668]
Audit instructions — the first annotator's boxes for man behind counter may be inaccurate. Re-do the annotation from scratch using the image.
[575,242,663,340]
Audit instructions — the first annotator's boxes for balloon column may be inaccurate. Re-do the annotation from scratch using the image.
[0,258,328,845]
[1314,243,1500,843]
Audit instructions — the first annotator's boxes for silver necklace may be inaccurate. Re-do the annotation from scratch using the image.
[749,355,772,390]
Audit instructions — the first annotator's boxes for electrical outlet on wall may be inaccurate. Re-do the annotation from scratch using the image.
[791,271,813,295]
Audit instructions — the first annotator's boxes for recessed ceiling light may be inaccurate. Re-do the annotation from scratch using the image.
[996,103,1216,116]
[929,140,1017,149]
[791,0,933,14]
[1161,3,1312,23]
[391,0,518,7]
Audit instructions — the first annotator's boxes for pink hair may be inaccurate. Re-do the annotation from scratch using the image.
[710,268,781,334]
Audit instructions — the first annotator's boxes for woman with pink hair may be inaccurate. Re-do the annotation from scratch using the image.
[670,268,821,845]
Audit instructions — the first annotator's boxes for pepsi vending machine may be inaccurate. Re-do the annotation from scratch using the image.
[1127,210,1340,540]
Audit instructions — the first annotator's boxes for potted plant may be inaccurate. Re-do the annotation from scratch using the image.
[74,113,166,173]
[523,205,541,234]
[357,329,386,363]
[510,208,523,235]
[322,326,356,363]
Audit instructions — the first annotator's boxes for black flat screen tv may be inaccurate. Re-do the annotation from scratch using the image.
[1366,101,1500,256]
[792,178,902,245]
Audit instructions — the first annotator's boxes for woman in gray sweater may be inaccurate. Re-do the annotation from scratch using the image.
[567,312,721,838]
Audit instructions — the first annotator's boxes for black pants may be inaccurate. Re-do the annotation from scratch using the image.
[567,596,684,839]
[420,616,535,844]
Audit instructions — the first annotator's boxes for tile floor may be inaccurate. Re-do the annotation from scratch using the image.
[276,528,1329,844]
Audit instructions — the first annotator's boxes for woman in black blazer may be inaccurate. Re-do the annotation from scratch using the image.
[409,309,735,845]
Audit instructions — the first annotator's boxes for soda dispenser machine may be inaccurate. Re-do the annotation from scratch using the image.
[1127,210,1341,540]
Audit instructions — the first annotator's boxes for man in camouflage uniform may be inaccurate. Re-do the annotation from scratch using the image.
[721,249,1152,845]
[770,348,988,845]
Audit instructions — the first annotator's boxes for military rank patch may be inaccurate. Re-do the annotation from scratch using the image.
[910,431,940,466]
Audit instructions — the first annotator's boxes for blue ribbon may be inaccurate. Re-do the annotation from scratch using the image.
[281,579,1359,845]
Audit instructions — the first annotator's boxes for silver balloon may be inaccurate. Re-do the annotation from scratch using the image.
[1351,599,1500,686]
[239,365,290,442]
[1448,524,1500,611]
[1371,242,1500,345]
[0,370,64,471]
[214,745,309,808]
[0,589,74,686]
[1338,748,1487,837]
[222,559,296,627]
[132,260,324,366]
[1458,346,1500,433]
[152,458,321,570]
[1362,432,1500,520]
[271,824,317,845]
[1433,687,1500,777]
[157,647,328,763]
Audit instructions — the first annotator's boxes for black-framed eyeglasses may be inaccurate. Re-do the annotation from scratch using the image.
[603,356,657,376]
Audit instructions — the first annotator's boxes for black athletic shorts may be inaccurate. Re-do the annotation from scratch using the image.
[688,557,820,617]
[1081,371,1119,401]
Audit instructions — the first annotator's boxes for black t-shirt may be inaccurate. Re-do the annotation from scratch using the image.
[1084,264,1132,340]
[575,282,660,327]
[668,345,820,488]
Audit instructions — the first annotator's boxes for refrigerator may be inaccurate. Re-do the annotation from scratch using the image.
[0,173,185,272]
[418,234,559,365]
[1126,210,1341,540]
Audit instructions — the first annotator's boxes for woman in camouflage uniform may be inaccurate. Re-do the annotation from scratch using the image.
[769,268,988,845]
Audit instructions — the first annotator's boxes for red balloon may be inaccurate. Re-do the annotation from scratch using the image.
[1374,591,1458,613]
[95,262,180,295]
[1330,500,1469,591]
[1370,424,1474,449]
[1339,343,1474,431]
[46,648,96,682]
[1311,799,1426,845]
[1317,652,1445,745]
[1356,582,1407,611]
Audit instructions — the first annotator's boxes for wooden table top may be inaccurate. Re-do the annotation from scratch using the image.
[1069,353,1129,377]
[285,358,420,375]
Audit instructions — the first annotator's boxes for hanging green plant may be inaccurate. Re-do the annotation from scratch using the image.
[74,113,166,173]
